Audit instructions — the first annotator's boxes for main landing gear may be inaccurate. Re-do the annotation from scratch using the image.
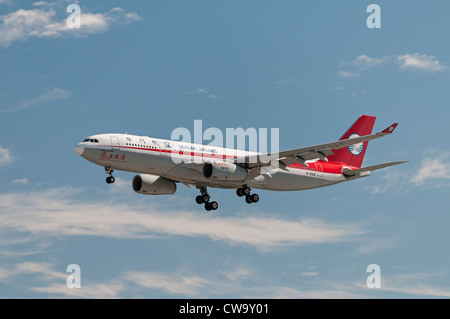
[195,186,218,211]
[236,185,259,204]
[105,166,115,184]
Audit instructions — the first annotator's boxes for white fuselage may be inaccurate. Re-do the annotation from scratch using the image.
[75,133,359,191]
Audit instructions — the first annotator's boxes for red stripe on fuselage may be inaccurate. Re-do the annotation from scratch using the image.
[112,146,355,175]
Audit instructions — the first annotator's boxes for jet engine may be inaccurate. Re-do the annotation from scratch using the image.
[203,161,248,181]
[132,174,177,195]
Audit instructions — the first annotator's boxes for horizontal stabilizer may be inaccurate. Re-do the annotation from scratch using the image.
[342,161,408,176]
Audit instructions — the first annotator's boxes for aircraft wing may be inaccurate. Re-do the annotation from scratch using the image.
[234,123,398,169]
[342,161,408,176]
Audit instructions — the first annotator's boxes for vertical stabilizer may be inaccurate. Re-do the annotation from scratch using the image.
[327,115,376,168]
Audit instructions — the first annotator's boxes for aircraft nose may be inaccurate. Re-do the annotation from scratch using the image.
[75,144,85,156]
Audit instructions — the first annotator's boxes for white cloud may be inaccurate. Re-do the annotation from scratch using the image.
[0,261,355,298]
[5,259,450,298]
[32,281,125,298]
[364,151,450,193]
[410,158,450,185]
[125,271,211,296]
[10,178,29,185]
[300,271,319,277]
[338,71,359,78]
[0,261,125,298]
[0,5,141,47]
[221,267,252,281]
[346,53,447,74]
[185,88,220,99]
[1,87,71,112]
[124,12,141,22]
[185,88,207,94]
[32,1,52,6]
[0,187,367,251]
[352,54,391,69]
[273,284,362,298]
[356,271,450,298]
[0,145,13,166]
[0,261,65,282]
[397,53,447,73]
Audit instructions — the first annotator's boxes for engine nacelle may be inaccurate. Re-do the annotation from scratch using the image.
[132,174,177,195]
[203,161,248,181]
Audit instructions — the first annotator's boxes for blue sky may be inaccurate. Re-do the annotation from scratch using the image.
[1,0,450,298]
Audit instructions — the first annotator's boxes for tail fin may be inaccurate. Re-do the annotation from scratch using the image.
[327,115,376,168]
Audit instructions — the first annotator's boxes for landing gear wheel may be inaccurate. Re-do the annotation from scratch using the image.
[196,195,204,204]
[106,176,115,184]
[236,188,244,197]
[243,187,251,196]
[245,195,253,204]
[250,193,259,203]
[210,201,219,210]
[201,194,210,203]
[197,186,218,211]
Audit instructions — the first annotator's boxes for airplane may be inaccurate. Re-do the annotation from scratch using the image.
[75,115,406,211]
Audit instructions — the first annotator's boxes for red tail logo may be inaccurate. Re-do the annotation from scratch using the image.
[327,115,376,168]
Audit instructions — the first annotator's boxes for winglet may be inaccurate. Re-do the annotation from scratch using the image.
[381,123,398,134]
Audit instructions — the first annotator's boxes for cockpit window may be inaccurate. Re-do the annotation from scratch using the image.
[82,138,99,143]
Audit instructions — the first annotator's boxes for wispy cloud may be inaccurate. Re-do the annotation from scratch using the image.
[356,271,450,298]
[352,54,391,69]
[0,187,367,251]
[1,87,71,112]
[300,271,319,277]
[9,178,29,185]
[364,150,450,193]
[32,1,55,7]
[0,3,140,47]
[410,157,450,185]
[0,145,13,166]
[186,88,207,94]
[342,53,447,75]
[338,71,360,78]
[397,53,447,73]
[0,261,125,298]
[185,88,219,99]
[125,271,212,296]
[4,259,450,298]
[0,261,65,282]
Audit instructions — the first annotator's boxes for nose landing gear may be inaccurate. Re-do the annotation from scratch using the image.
[105,166,115,184]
